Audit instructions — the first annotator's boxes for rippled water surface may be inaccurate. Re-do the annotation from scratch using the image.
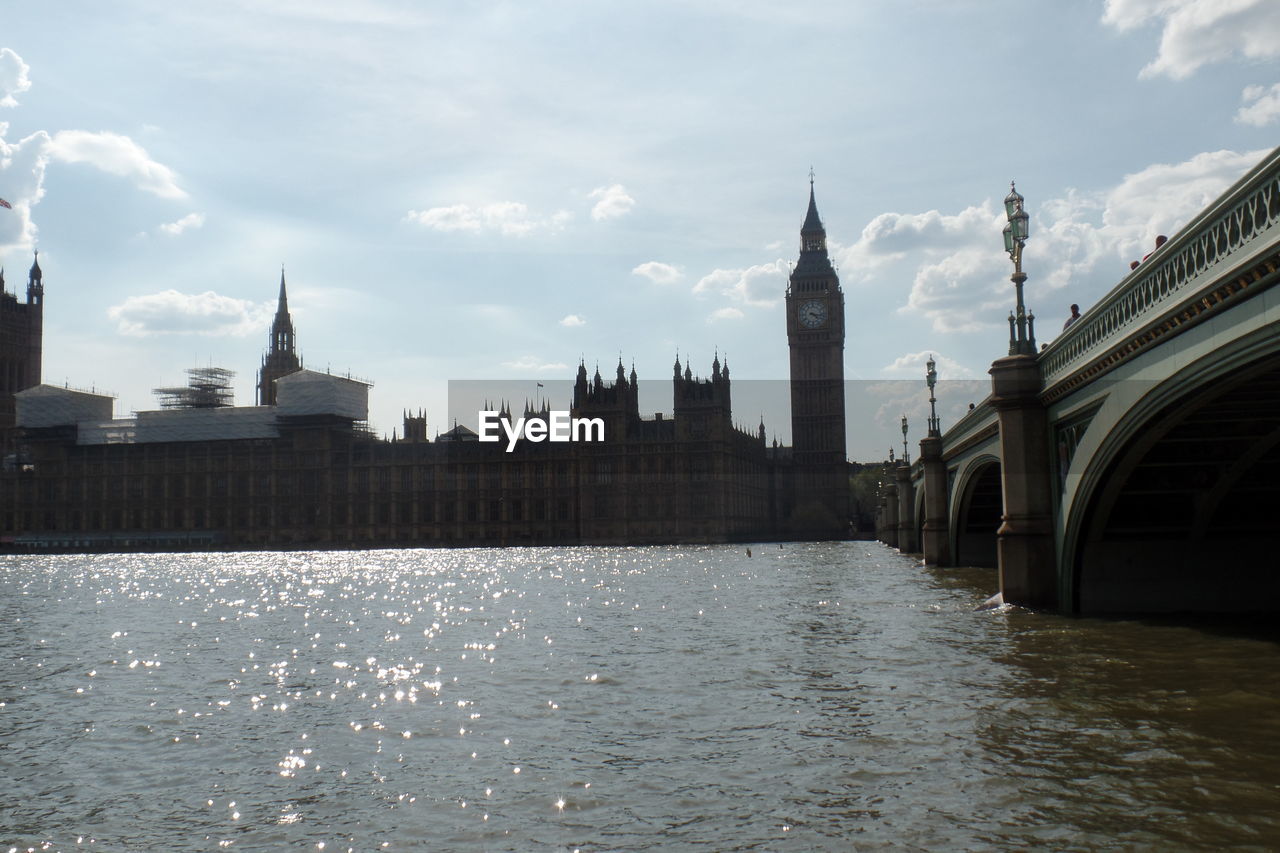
[2,543,1279,851]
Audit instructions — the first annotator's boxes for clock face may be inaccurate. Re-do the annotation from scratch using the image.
[798,299,827,329]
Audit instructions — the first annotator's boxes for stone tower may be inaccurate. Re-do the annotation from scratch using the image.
[257,268,302,406]
[784,179,849,534]
[1,252,44,438]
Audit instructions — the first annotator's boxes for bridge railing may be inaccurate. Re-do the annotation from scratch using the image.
[1040,146,1280,388]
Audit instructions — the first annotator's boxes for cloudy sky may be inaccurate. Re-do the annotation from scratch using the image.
[2,1,1278,459]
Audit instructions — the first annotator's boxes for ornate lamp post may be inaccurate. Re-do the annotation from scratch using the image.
[1003,182,1036,355]
[926,354,940,436]
[900,415,909,465]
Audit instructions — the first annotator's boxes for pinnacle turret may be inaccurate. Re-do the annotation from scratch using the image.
[26,250,43,304]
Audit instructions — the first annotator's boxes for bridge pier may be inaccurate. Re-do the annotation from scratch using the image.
[895,462,917,552]
[879,482,899,548]
[918,435,950,565]
[990,354,1057,609]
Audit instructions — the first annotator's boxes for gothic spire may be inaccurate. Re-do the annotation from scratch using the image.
[276,266,290,319]
[257,266,300,405]
[794,175,836,279]
[801,174,824,237]
[270,266,295,356]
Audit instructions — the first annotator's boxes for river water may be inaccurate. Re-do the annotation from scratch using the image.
[1,543,1278,851]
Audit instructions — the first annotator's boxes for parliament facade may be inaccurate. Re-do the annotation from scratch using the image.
[1,187,851,552]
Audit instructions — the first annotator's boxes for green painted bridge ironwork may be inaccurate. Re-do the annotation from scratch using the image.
[881,146,1280,614]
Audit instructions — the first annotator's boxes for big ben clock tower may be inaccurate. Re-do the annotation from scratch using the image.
[785,176,849,533]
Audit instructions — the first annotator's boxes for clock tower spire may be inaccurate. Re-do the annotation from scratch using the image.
[785,175,848,535]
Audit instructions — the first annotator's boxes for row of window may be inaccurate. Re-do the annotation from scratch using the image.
[1,497,578,534]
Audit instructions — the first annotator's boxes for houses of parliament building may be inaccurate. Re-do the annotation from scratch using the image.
[0,187,851,551]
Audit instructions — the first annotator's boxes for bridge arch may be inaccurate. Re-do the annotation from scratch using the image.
[1062,327,1280,612]
[949,455,1002,568]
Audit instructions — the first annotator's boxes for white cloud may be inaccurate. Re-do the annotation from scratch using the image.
[842,148,1267,334]
[405,201,571,236]
[1102,0,1280,79]
[559,313,586,327]
[1100,148,1266,253]
[632,261,682,284]
[0,48,32,108]
[588,184,635,221]
[0,127,52,251]
[1236,82,1280,126]
[159,212,206,236]
[882,350,976,379]
[708,306,744,322]
[0,64,187,252]
[693,259,787,309]
[46,130,187,199]
[107,290,271,337]
[836,203,1001,278]
[834,203,1012,334]
[902,250,1009,334]
[501,356,569,372]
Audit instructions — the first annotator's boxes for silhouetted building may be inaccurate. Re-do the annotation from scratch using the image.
[784,177,850,533]
[1,187,853,551]
[1,253,43,456]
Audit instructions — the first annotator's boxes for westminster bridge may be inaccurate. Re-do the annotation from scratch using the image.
[879,146,1280,613]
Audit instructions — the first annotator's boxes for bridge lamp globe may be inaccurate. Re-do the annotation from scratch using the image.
[1010,206,1029,243]
[1003,183,1030,256]
[1003,182,1025,222]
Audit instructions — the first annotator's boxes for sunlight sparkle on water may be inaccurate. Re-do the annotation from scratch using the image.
[4,545,1277,850]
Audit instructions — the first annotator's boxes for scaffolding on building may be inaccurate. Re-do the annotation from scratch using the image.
[154,367,235,409]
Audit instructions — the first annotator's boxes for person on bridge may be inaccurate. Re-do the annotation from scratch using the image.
[1129,235,1169,270]
[1063,303,1082,330]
